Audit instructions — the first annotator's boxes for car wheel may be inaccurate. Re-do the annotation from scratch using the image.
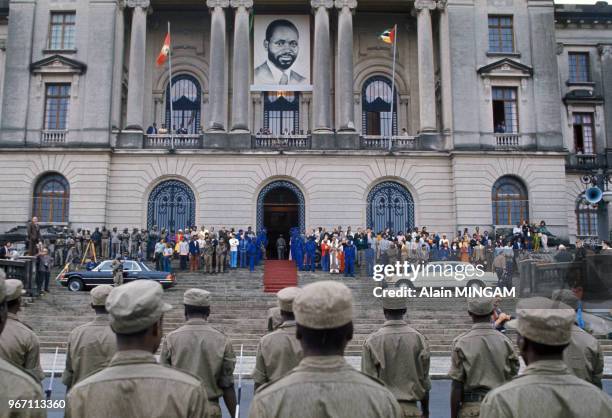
[68,278,84,292]
[466,280,485,290]
[395,279,415,290]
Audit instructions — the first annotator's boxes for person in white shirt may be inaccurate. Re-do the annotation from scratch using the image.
[229,234,239,269]
[178,238,189,271]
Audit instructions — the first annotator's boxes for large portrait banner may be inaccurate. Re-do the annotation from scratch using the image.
[252,15,311,92]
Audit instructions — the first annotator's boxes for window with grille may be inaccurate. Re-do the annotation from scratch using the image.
[49,12,76,50]
[44,84,70,130]
[362,76,397,136]
[576,201,598,237]
[492,176,529,226]
[263,92,300,135]
[573,113,595,154]
[569,52,590,83]
[488,16,514,53]
[33,173,70,224]
[492,87,518,133]
[165,75,201,134]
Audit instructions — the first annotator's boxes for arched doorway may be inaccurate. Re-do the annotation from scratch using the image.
[367,181,415,234]
[147,180,196,232]
[257,181,305,259]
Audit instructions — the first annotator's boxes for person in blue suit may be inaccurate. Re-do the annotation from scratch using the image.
[238,231,248,268]
[344,239,356,277]
[247,237,258,272]
[305,236,316,272]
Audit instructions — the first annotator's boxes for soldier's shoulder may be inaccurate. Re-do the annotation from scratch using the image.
[9,316,35,332]
[0,358,43,396]
[451,329,472,345]
[156,363,205,386]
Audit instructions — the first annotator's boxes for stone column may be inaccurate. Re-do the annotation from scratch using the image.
[311,0,334,133]
[599,45,612,151]
[230,0,252,132]
[111,1,126,130]
[207,0,229,132]
[335,0,357,131]
[125,0,149,130]
[415,0,437,133]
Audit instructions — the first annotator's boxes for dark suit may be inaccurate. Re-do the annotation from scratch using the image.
[27,222,41,255]
[254,62,306,85]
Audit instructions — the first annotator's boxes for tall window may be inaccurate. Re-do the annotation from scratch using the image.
[44,84,71,130]
[488,16,514,53]
[33,173,70,224]
[569,52,590,83]
[362,76,397,136]
[573,113,595,154]
[576,200,598,238]
[263,92,300,135]
[492,87,518,133]
[492,176,529,225]
[165,75,201,134]
[48,12,76,50]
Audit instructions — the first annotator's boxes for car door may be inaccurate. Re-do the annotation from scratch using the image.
[90,261,114,286]
[122,261,142,283]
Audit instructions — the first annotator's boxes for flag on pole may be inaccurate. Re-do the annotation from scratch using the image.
[379,27,396,45]
[156,33,171,67]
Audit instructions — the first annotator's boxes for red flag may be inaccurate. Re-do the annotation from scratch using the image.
[156,33,170,67]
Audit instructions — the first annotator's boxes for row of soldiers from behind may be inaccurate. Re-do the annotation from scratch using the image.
[1,274,611,418]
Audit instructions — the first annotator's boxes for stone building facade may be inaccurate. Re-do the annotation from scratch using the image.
[0,0,610,244]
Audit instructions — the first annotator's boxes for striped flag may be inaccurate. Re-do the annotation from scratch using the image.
[379,27,396,45]
[156,33,170,67]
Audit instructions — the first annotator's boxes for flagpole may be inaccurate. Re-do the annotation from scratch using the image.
[389,24,397,152]
[167,21,174,150]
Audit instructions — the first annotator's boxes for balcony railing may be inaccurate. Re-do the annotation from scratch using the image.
[145,134,202,149]
[360,135,418,150]
[576,153,597,166]
[41,130,67,144]
[253,135,311,150]
[495,133,521,149]
[566,153,606,170]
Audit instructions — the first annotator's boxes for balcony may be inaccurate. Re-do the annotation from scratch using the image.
[144,134,202,149]
[566,153,607,171]
[360,135,419,151]
[253,134,310,150]
[41,130,67,145]
[494,133,521,150]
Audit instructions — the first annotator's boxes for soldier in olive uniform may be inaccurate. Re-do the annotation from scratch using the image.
[111,257,123,287]
[480,297,612,418]
[249,281,402,418]
[63,285,116,390]
[253,287,303,390]
[54,234,65,266]
[362,295,431,418]
[449,298,519,418]
[66,280,209,418]
[0,272,45,418]
[551,289,604,388]
[101,227,111,260]
[203,238,215,274]
[130,228,140,259]
[215,238,228,273]
[161,288,236,418]
[120,228,129,256]
[0,279,45,381]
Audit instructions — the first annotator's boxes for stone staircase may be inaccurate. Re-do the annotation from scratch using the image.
[18,267,612,357]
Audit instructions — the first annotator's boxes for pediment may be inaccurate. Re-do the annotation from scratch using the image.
[477,58,533,78]
[30,55,87,75]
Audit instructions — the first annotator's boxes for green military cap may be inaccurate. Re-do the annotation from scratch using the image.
[183,288,211,307]
[106,280,172,334]
[277,287,301,313]
[382,294,408,310]
[507,297,574,346]
[294,281,353,330]
[5,279,25,302]
[467,297,495,315]
[551,289,579,310]
[90,285,113,307]
[0,269,6,302]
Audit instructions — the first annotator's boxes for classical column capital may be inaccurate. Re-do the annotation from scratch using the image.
[126,0,150,8]
[598,44,612,59]
[414,0,437,11]
[436,0,447,10]
[334,0,357,9]
[230,0,253,8]
[311,0,334,9]
[117,0,127,10]
[206,0,230,8]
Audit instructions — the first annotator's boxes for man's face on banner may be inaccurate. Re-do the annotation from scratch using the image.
[265,25,299,70]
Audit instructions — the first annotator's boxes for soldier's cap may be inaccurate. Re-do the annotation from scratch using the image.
[507,297,574,346]
[0,269,6,303]
[106,280,172,334]
[277,286,302,313]
[293,281,353,330]
[467,297,495,315]
[381,293,408,310]
[5,279,25,302]
[551,289,579,310]
[183,288,211,307]
[90,285,114,307]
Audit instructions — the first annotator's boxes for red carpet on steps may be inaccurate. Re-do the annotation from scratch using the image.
[263,260,298,293]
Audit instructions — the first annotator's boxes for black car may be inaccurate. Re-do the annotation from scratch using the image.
[57,260,176,292]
